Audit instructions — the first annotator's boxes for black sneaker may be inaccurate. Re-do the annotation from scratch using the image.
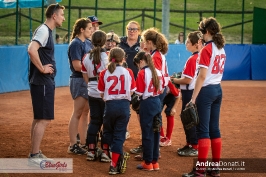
[118,152,130,174]
[109,166,119,175]
[178,147,198,157]
[206,166,220,177]
[80,144,88,151]
[177,145,190,153]
[182,168,206,177]
[67,144,87,155]
[130,145,142,154]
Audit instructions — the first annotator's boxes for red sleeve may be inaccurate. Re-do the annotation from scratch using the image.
[152,51,162,70]
[168,81,180,97]
[183,54,198,78]
[199,43,212,67]
[81,54,87,72]
[136,70,145,93]
[97,69,107,92]
[127,68,136,90]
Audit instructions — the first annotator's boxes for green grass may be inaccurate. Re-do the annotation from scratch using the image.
[0,0,265,45]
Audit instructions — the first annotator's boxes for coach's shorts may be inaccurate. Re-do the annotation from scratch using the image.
[69,77,88,100]
[30,84,55,120]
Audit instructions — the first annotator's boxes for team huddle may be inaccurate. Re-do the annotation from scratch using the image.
[28,4,226,177]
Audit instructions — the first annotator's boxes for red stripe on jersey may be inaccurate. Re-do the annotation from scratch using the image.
[199,42,212,67]
[135,69,146,93]
[183,53,198,78]
[152,51,163,71]
[98,69,107,92]
[167,81,180,97]
[126,68,136,90]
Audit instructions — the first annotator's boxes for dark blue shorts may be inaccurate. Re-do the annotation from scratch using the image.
[30,84,55,120]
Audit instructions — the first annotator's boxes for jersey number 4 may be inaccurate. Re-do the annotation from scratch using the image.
[107,75,126,95]
[211,54,226,74]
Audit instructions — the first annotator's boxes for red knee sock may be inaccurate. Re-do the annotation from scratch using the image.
[160,126,165,137]
[197,138,211,173]
[111,152,120,167]
[211,138,222,164]
[166,115,174,140]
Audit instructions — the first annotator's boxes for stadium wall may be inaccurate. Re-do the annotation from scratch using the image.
[0,44,265,93]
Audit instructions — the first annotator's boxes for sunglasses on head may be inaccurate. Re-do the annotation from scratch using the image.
[53,3,59,13]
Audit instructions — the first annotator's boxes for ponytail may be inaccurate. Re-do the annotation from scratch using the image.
[107,47,125,73]
[133,52,160,91]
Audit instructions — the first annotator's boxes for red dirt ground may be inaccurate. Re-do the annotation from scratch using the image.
[0,81,266,177]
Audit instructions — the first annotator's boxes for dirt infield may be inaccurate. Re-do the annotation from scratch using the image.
[0,81,266,177]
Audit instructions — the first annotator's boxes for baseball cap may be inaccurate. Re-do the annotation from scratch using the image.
[87,15,103,25]
[106,32,120,44]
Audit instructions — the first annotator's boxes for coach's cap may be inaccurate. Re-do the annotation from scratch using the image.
[87,15,103,25]
[106,32,120,44]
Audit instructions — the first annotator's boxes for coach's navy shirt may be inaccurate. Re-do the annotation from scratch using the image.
[119,36,141,79]
[29,24,56,85]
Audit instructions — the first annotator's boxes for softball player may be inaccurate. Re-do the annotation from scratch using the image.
[172,31,203,156]
[130,28,169,156]
[159,81,181,147]
[182,17,226,177]
[67,18,92,155]
[97,47,136,174]
[81,30,110,162]
[134,52,164,171]
[142,28,170,144]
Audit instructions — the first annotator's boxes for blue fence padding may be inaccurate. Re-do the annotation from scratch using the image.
[223,44,251,80]
[0,44,266,93]
[0,0,62,9]
[54,44,70,87]
[250,45,266,80]
[0,45,30,93]
[166,44,191,75]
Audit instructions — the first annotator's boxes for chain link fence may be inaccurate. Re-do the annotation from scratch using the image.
[0,0,265,45]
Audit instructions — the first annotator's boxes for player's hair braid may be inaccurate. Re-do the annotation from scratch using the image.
[107,47,125,73]
[89,30,107,65]
[70,18,91,41]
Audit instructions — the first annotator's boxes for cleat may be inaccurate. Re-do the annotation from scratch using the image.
[100,152,111,162]
[182,168,206,177]
[130,145,142,154]
[109,165,119,175]
[178,147,198,157]
[118,152,130,174]
[136,161,153,171]
[67,144,87,155]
